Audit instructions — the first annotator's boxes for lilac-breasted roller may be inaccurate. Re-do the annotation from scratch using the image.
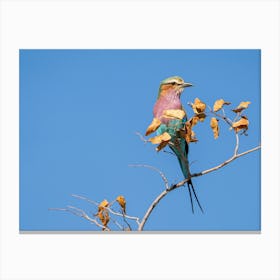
[145,76,203,213]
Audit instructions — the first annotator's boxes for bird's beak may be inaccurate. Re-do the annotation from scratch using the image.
[182,82,193,88]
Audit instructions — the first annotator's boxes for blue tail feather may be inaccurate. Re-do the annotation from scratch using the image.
[170,139,203,213]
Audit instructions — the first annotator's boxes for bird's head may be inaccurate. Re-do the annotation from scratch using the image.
[158,76,192,98]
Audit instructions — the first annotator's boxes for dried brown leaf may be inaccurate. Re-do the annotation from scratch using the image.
[145,118,161,136]
[192,98,206,114]
[213,99,231,112]
[95,200,110,229]
[149,132,172,152]
[232,101,251,113]
[189,113,206,126]
[210,117,219,139]
[162,109,186,120]
[98,199,109,212]
[149,132,171,144]
[196,113,206,122]
[189,116,199,126]
[190,130,198,142]
[185,121,198,143]
[116,195,126,214]
[98,209,110,228]
[232,116,249,133]
[156,140,170,152]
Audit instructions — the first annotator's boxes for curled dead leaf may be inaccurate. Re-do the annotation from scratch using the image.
[210,117,219,139]
[98,199,109,212]
[192,98,206,114]
[145,118,161,136]
[149,132,171,152]
[155,140,170,152]
[213,99,231,112]
[185,121,198,143]
[149,132,171,144]
[232,101,251,113]
[189,113,206,126]
[196,112,206,122]
[116,195,126,214]
[189,116,199,126]
[162,109,186,120]
[95,199,110,229]
[232,116,249,133]
[98,209,110,229]
[190,130,198,142]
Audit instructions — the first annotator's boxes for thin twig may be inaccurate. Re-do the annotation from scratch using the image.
[49,206,109,230]
[232,111,241,123]
[107,207,141,226]
[121,211,132,231]
[137,182,184,231]
[138,188,170,231]
[234,133,239,156]
[72,193,141,226]
[191,145,261,178]
[109,216,124,230]
[135,131,148,143]
[129,164,169,189]
[207,105,233,127]
[71,194,99,206]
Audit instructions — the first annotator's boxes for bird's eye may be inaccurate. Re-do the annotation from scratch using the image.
[171,82,176,85]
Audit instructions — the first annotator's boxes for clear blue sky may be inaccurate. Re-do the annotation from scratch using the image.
[20,49,260,231]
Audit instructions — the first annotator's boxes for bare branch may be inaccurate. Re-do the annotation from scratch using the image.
[71,194,99,206]
[49,206,109,231]
[221,107,226,117]
[120,212,132,231]
[106,207,141,226]
[129,164,169,189]
[232,111,241,123]
[191,145,261,178]
[135,131,148,143]
[138,188,170,231]
[109,216,124,230]
[138,144,261,230]
[234,133,239,156]
[207,105,233,127]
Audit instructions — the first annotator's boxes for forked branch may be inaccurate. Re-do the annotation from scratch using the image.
[136,142,261,230]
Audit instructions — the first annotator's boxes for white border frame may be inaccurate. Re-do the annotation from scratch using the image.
[1,0,279,279]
